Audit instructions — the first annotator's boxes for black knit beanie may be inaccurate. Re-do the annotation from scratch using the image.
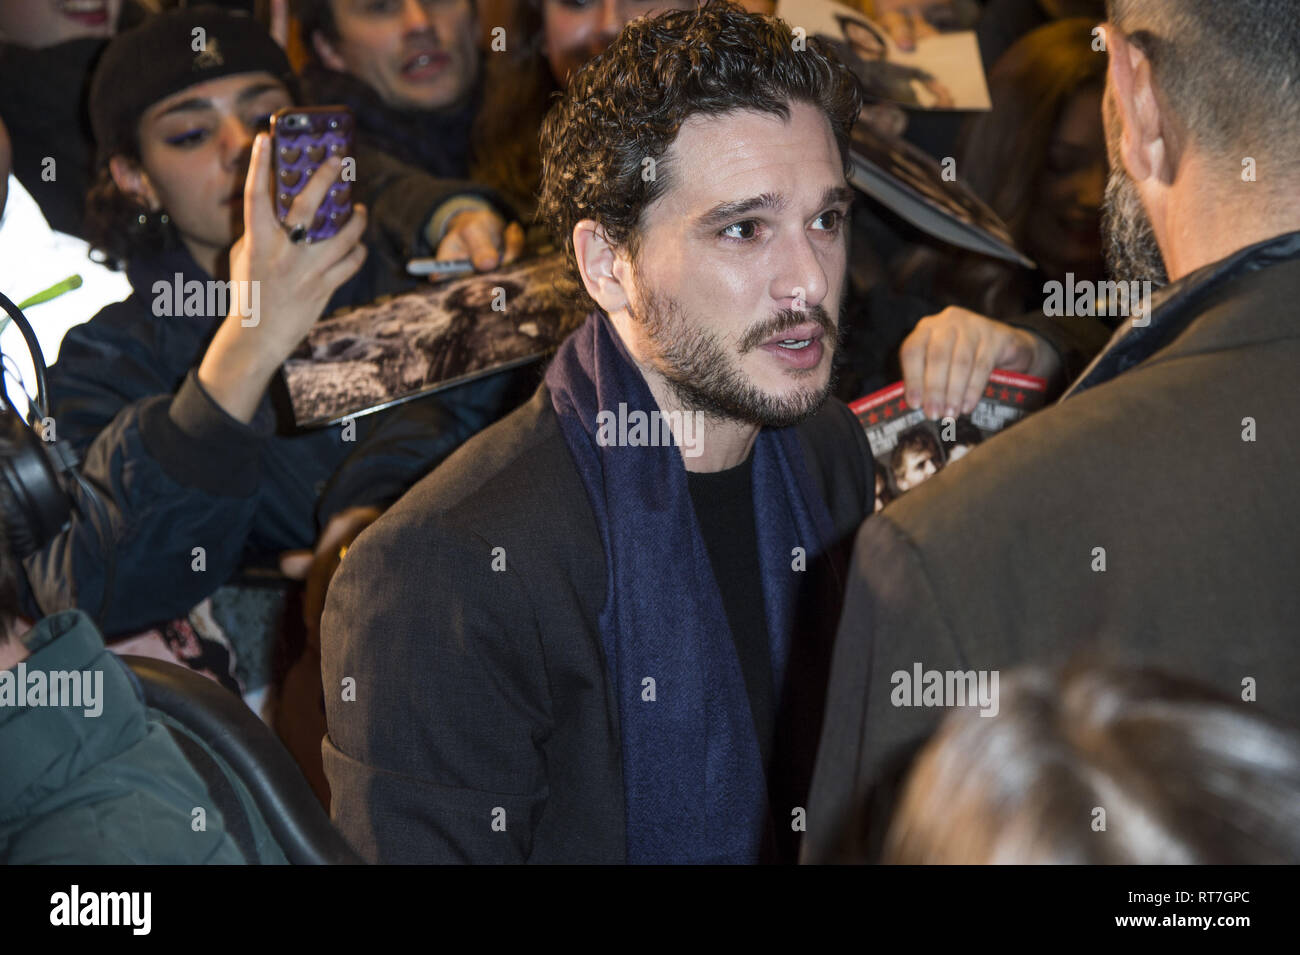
[88,5,295,165]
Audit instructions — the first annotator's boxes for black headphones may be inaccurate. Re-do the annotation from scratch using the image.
[0,289,113,622]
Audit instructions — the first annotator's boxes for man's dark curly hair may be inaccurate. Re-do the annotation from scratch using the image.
[537,0,861,310]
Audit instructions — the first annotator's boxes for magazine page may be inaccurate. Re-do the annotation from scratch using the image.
[776,0,990,110]
[285,254,581,427]
[850,369,1047,511]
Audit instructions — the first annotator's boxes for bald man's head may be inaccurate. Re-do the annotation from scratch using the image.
[1106,0,1300,168]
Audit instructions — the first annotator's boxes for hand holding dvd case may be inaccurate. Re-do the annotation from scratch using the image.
[850,369,1047,511]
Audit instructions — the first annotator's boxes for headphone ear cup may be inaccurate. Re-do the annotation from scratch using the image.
[0,414,73,559]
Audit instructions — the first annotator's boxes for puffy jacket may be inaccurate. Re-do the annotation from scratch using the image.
[0,609,267,863]
[24,244,511,636]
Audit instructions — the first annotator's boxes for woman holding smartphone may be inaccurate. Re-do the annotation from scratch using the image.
[27,10,506,661]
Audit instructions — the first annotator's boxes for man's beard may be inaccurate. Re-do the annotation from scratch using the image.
[1100,168,1169,289]
[627,287,841,429]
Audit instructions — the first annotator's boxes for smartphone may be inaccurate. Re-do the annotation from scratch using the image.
[406,258,475,281]
[269,106,354,243]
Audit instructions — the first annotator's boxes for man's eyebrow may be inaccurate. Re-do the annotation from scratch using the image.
[696,186,855,230]
[819,185,856,210]
[696,192,785,229]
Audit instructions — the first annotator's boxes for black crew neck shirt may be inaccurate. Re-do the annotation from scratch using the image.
[685,456,775,769]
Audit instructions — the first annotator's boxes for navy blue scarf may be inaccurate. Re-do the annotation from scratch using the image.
[545,312,836,863]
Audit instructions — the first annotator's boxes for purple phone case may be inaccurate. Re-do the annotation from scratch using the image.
[271,108,354,242]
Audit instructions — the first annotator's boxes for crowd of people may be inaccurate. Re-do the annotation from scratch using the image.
[1,0,1297,865]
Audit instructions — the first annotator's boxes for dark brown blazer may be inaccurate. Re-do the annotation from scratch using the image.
[804,253,1300,862]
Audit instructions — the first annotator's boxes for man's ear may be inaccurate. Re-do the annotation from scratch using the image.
[108,156,160,209]
[1106,25,1173,185]
[573,219,632,314]
[312,31,348,72]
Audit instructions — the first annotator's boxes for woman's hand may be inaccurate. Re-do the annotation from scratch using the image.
[198,132,369,423]
[434,206,526,273]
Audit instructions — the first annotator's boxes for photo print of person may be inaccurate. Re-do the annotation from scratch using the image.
[871,0,982,48]
[777,0,990,111]
[848,370,1046,509]
[941,416,984,463]
[890,423,945,493]
[421,278,531,382]
[873,458,895,513]
[285,255,580,426]
[819,12,955,109]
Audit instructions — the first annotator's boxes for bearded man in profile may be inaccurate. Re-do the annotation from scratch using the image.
[805,0,1300,863]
